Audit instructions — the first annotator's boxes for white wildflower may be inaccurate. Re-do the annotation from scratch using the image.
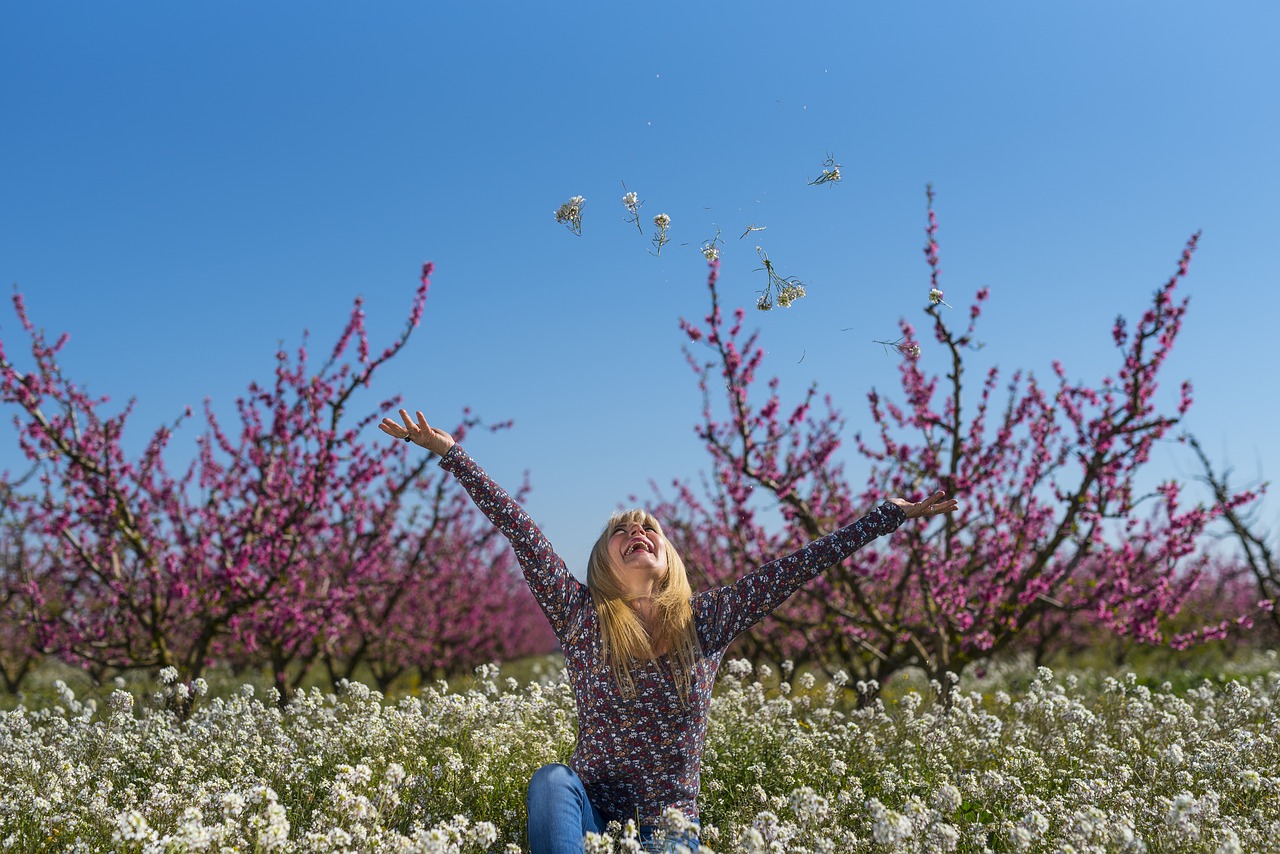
[1217,828,1244,854]
[928,822,961,852]
[789,786,829,824]
[869,798,912,845]
[112,810,156,844]
[108,690,134,715]
[933,782,962,813]
[555,196,586,235]
[1020,810,1049,837]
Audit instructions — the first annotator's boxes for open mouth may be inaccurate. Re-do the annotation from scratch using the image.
[624,540,653,556]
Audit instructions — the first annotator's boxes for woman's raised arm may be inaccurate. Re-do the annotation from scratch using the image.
[379,406,588,642]
[696,491,958,652]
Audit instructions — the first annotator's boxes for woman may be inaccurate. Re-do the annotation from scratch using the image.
[381,408,957,853]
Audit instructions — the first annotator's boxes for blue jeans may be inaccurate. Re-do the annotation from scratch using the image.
[526,763,700,853]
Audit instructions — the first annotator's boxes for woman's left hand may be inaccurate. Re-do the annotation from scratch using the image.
[888,491,959,520]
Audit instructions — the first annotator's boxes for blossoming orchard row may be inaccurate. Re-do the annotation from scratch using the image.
[2,188,1275,712]
[0,265,554,703]
[551,180,1276,693]
[1,656,1277,852]
[660,219,1275,700]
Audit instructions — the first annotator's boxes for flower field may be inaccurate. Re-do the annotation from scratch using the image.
[2,654,1278,853]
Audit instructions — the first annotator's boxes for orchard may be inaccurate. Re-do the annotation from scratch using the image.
[1,191,1276,851]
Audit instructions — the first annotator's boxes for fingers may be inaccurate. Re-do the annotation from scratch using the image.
[905,490,959,518]
[378,408,432,442]
[378,418,408,438]
[925,492,959,516]
[874,490,962,518]
[403,408,431,434]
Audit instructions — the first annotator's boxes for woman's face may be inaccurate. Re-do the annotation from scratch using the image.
[606,517,668,594]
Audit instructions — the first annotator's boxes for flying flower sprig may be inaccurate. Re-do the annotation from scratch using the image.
[621,185,644,233]
[754,246,806,310]
[701,227,723,262]
[554,195,585,236]
[740,223,767,240]
[650,213,671,256]
[929,288,952,308]
[874,337,922,359]
[807,153,842,187]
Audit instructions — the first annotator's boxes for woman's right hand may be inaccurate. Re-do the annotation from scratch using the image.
[379,408,456,456]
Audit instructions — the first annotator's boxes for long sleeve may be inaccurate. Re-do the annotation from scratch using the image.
[438,444,589,643]
[695,502,906,652]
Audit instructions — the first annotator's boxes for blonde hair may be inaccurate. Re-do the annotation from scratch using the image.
[586,509,701,701]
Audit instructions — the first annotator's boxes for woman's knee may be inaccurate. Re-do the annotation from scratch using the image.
[527,763,576,801]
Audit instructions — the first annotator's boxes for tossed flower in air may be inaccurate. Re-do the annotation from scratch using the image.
[807,153,842,187]
[621,185,643,233]
[651,213,671,256]
[554,195,585,236]
[874,337,921,359]
[754,246,807,310]
[929,287,952,308]
[701,226,723,262]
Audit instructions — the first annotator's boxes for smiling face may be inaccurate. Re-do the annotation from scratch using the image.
[592,509,670,600]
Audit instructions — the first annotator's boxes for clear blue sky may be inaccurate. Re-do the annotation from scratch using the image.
[3,2,1277,573]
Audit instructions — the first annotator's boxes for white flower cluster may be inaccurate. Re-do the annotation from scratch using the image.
[753,246,806,311]
[651,213,671,255]
[0,670,576,851]
[1,653,1278,851]
[620,189,644,235]
[554,195,585,235]
[808,154,842,187]
[696,653,1280,852]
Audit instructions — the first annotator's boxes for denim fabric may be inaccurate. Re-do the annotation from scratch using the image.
[526,763,700,853]
[638,823,701,852]
[526,764,606,854]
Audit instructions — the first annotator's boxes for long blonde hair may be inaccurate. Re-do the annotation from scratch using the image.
[586,509,701,701]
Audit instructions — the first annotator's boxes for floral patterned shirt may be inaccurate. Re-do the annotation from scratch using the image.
[439,445,905,825]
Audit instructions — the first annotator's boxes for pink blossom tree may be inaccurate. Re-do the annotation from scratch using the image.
[656,189,1249,696]
[316,427,555,693]
[0,265,553,701]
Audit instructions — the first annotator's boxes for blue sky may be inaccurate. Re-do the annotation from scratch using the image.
[3,2,1277,573]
